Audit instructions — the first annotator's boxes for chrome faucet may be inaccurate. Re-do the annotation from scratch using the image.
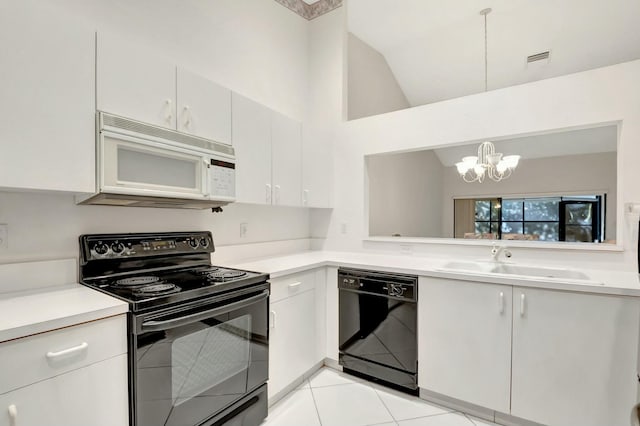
[491,243,512,261]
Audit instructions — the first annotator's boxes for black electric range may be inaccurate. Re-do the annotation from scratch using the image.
[79,231,270,426]
[79,231,268,312]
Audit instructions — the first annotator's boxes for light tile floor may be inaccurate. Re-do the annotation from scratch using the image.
[262,368,500,426]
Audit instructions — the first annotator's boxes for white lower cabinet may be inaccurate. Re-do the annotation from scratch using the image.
[419,277,640,426]
[0,315,128,426]
[268,270,324,399]
[419,278,512,412]
[0,354,128,426]
[511,287,640,426]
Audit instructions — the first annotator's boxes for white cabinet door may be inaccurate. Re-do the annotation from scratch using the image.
[0,354,128,426]
[511,287,640,426]
[269,289,316,399]
[232,93,272,204]
[0,2,95,193]
[271,112,302,207]
[419,277,512,412]
[302,128,333,208]
[177,68,232,144]
[97,33,176,129]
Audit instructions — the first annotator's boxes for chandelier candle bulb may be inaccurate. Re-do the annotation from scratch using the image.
[503,155,521,168]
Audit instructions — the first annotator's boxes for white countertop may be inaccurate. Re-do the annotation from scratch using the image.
[0,259,128,343]
[0,284,128,343]
[229,250,640,297]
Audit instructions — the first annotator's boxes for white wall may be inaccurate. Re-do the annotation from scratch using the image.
[347,33,409,120]
[0,192,310,263]
[322,59,640,270]
[368,150,443,237]
[442,152,617,239]
[0,1,314,266]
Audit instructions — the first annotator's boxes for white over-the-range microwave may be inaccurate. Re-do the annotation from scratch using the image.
[77,112,236,209]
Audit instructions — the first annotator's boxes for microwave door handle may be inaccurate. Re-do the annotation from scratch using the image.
[140,290,269,333]
[203,158,210,197]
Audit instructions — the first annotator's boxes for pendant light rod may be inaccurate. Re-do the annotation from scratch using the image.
[480,8,492,92]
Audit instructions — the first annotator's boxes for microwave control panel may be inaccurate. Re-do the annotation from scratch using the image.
[209,159,235,198]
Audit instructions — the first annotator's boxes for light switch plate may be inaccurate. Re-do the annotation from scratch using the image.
[0,224,8,250]
[240,223,248,238]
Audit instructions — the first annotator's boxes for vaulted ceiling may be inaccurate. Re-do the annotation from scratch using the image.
[348,0,640,106]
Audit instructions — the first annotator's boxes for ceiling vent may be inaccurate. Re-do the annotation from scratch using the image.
[527,51,551,63]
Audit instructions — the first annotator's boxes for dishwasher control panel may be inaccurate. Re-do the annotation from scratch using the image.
[338,268,417,301]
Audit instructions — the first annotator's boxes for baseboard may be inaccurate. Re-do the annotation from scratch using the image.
[419,388,546,426]
[268,360,324,407]
[322,357,342,371]
[419,388,495,422]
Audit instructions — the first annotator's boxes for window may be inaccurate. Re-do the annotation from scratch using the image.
[456,195,604,242]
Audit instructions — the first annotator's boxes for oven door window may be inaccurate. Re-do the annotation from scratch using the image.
[135,293,268,426]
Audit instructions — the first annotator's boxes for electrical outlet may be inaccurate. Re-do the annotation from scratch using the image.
[340,223,347,234]
[0,224,7,250]
[240,223,248,238]
[400,244,413,255]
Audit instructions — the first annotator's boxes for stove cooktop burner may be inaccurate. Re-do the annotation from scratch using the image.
[115,276,160,287]
[206,270,248,281]
[132,283,180,297]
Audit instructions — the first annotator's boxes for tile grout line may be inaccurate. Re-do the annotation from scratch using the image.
[464,413,480,425]
[308,378,324,426]
[372,385,398,424]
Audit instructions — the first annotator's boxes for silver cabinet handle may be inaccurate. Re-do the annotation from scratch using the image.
[182,105,191,128]
[270,310,277,329]
[46,342,88,359]
[274,185,281,204]
[266,183,272,203]
[164,98,173,123]
[303,189,309,206]
[520,293,526,317]
[499,292,504,314]
[8,404,17,426]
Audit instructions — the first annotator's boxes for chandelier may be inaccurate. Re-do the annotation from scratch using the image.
[455,141,520,183]
[454,8,520,183]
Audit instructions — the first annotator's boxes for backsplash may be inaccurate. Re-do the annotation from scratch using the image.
[0,191,311,264]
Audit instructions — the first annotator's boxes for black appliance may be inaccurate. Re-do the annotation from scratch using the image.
[79,232,269,426]
[338,268,418,395]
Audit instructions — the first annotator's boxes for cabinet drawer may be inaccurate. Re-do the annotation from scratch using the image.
[0,354,128,426]
[270,270,316,303]
[0,315,126,394]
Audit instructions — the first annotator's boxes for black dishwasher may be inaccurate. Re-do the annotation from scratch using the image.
[338,268,418,395]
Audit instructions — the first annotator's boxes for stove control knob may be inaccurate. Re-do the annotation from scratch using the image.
[111,242,125,255]
[94,242,109,256]
[199,238,209,248]
[188,238,199,249]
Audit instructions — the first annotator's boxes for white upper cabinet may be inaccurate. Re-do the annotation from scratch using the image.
[271,112,302,207]
[232,93,272,204]
[419,277,512,413]
[97,33,176,129]
[511,287,640,426]
[232,94,303,207]
[97,35,232,143]
[302,130,332,208]
[176,68,231,144]
[0,2,95,193]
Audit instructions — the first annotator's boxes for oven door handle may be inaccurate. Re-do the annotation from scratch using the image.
[140,290,269,332]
